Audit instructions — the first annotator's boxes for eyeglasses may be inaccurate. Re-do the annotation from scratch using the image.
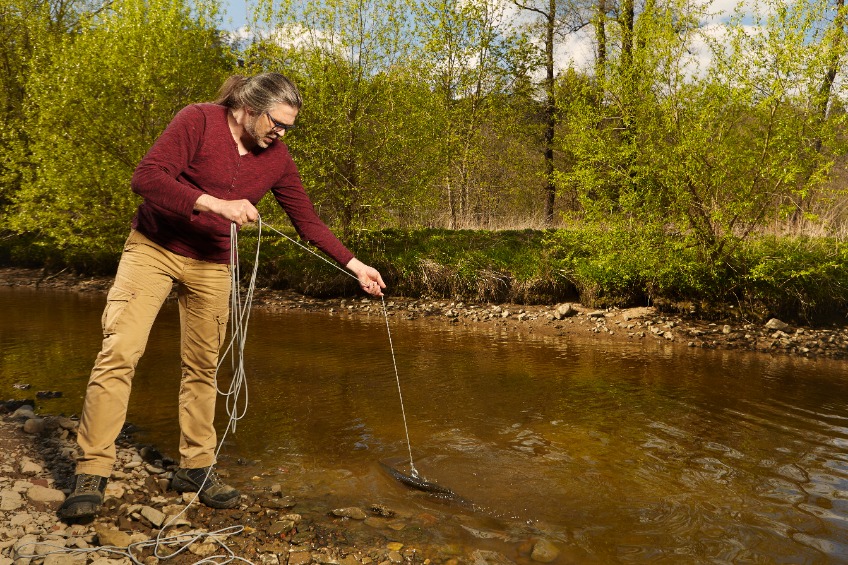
[266,112,296,134]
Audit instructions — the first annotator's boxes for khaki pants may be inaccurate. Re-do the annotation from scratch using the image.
[76,230,231,477]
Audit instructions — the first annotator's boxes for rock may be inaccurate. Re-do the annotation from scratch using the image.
[530,539,560,563]
[140,506,166,527]
[94,525,132,548]
[268,520,295,535]
[765,318,789,331]
[90,558,130,565]
[369,504,395,518]
[722,325,732,334]
[332,507,367,520]
[188,542,218,557]
[43,554,86,565]
[288,551,313,565]
[26,485,66,506]
[554,303,577,319]
[258,555,280,565]
[13,533,37,553]
[10,405,35,421]
[470,550,514,565]
[19,458,42,475]
[33,538,66,555]
[587,310,606,318]
[10,514,33,528]
[22,418,45,434]
[387,551,403,564]
[1,489,23,511]
[265,496,296,509]
[104,482,126,499]
[56,417,78,431]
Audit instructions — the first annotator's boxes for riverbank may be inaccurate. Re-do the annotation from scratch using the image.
[4,401,573,565]
[2,267,847,360]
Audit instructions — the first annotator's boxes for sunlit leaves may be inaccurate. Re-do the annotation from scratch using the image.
[9,0,231,255]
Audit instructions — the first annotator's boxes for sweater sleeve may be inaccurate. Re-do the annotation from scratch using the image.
[131,105,206,218]
[271,158,355,267]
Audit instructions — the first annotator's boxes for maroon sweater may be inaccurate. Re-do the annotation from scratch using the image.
[131,103,354,266]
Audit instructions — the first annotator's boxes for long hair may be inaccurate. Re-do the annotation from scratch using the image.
[214,73,303,112]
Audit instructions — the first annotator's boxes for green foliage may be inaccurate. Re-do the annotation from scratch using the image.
[557,0,847,269]
[251,0,436,236]
[7,0,231,258]
[741,236,848,322]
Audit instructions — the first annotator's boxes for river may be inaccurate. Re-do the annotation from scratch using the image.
[1,287,847,563]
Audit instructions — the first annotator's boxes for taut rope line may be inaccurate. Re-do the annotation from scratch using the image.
[260,221,419,477]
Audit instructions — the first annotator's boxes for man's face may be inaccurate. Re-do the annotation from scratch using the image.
[246,103,299,149]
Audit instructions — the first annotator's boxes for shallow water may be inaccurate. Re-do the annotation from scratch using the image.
[2,286,847,563]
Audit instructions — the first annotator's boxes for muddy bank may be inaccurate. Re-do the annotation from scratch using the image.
[2,267,847,360]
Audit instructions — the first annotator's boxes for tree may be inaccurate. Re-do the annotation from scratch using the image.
[0,0,100,217]
[252,0,433,236]
[8,0,231,262]
[511,0,591,224]
[414,0,539,228]
[558,0,847,264]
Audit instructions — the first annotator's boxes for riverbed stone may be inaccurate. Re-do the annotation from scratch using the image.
[26,485,65,506]
[19,458,42,475]
[332,507,367,520]
[10,406,35,421]
[530,539,560,563]
[559,304,578,319]
[140,506,166,527]
[470,550,514,565]
[288,551,313,565]
[1,489,23,511]
[765,318,789,331]
[94,525,132,548]
[43,555,86,565]
[22,418,45,435]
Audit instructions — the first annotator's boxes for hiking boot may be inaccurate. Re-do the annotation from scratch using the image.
[58,473,108,521]
[171,466,240,509]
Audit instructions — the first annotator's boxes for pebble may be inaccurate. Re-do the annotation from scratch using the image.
[332,507,368,520]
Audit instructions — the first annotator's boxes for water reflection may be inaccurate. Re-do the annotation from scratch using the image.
[1,287,847,563]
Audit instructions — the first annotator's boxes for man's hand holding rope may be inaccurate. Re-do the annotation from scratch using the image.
[195,194,259,226]
[346,258,386,297]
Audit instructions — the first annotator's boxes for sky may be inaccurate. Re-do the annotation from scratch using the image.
[216,0,757,32]
[218,0,251,31]
[213,0,766,77]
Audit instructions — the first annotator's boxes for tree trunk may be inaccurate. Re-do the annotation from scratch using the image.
[594,0,606,86]
[542,0,556,224]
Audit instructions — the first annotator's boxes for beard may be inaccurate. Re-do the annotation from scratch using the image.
[246,113,276,149]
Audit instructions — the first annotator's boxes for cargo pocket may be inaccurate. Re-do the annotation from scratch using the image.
[215,313,229,351]
[101,286,135,336]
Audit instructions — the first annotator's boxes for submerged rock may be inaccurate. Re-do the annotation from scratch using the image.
[530,539,560,563]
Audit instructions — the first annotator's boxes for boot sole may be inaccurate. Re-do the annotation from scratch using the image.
[58,501,100,521]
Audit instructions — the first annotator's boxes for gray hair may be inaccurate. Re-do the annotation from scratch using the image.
[214,73,303,112]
